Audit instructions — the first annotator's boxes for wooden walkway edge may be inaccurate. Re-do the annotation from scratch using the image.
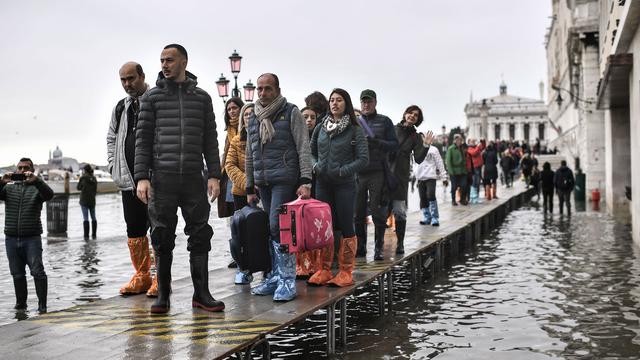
[0,184,533,360]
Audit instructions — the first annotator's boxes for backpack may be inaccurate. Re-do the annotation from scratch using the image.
[560,172,574,190]
[114,99,125,133]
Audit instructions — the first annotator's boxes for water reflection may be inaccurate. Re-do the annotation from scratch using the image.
[266,204,640,359]
[75,240,102,301]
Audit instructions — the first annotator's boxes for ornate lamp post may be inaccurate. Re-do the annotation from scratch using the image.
[229,50,242,98]
[215,74,230,105]
[243,80,256,102]
[216,50,255,104]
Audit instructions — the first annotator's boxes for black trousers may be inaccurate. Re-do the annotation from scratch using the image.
[542,189,553,213]
[558,190,571,214]
[121,190,149,238]
[417,179,436,208]
[316,179,357,238]
[148,172,213,256]
[355,171,387,229]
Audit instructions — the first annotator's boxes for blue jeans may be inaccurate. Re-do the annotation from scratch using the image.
[5,235,47,280]
[258,184,297,243]
[315,180,357,237]
[81,205,96,221]
[450,174,467,203]
[472,168,482,190]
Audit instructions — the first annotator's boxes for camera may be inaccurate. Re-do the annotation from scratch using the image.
[10,173,26,181]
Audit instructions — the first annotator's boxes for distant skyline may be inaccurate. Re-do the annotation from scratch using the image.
[0,0,552,167]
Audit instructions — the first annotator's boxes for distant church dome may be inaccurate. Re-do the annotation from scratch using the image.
[52,146,63,159]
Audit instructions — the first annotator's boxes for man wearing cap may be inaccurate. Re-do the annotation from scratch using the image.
[355,90,399,260]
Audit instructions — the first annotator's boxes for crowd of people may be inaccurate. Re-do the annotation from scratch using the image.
[0,43,577,315]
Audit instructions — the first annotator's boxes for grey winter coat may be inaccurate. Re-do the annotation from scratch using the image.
[134,72,221,181]
[107,90,147,191]
[311,120,369,184]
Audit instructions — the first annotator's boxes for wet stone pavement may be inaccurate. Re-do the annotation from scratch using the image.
[2,188,640,359]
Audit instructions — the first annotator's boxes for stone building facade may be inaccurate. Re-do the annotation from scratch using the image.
[596,0,639,244]
[545,0,605,198]
[465,83,548,145]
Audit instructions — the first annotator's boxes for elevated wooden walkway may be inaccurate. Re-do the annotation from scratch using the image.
[0,184,532,359]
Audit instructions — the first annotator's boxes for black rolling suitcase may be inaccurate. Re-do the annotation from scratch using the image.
[230,203,271,273]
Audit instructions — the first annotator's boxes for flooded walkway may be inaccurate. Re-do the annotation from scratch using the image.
[1,184,638,359]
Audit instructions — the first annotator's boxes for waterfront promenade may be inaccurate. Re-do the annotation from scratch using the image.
[0,183,532,359]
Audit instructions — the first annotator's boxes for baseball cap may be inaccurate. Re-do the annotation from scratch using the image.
[360,89,377,100]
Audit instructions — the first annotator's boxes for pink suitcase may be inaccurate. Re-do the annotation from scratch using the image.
[278,197,334,253]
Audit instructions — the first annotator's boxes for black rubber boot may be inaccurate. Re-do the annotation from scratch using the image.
[150,253,172,314]
[355,222,367,257]
[395,220,406,255]
[83,221,90,239]
[34,277,47,313]
[13,277,27,310]
[374,225,385,261]
[190,254,225,312]
[91,221,97,239]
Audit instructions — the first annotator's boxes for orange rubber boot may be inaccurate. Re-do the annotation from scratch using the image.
[309,249,321,274]
[327,236,357,287]
[120,236,153,295]
[492,184,499,199]
[307,243,334,286]
[486,185,492,200]
[296,251,313,279]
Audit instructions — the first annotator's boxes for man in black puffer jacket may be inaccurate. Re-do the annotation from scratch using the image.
[355,89,399,260]
[1,158,53,313]
[134,44,223,314]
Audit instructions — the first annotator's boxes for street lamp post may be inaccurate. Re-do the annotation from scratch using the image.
[479,99,490,140]
[215,50,256,104]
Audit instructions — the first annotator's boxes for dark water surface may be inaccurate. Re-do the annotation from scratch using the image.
[266,204,640,359]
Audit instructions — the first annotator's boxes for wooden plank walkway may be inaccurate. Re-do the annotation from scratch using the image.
[0,184,532,360]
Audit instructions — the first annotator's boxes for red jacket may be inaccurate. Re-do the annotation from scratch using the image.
[467,143,485,169]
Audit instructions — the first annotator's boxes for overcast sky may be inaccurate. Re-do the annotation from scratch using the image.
[0,0,552,167]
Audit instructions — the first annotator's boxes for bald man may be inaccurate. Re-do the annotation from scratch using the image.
[107,62,157,297]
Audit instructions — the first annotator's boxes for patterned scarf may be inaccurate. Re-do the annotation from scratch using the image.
[254,95,287,144]
[322,114,351,137]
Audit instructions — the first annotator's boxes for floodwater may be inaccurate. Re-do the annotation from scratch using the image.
[1,191,639,360]
[266,204,640,359]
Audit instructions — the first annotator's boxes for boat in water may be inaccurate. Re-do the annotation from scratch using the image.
[45,169,118,195]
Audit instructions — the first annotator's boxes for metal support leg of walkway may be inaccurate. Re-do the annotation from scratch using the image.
[326,302,336,355]
[339,298,347,348]
[386,271,394,313]
[378,274,385,315]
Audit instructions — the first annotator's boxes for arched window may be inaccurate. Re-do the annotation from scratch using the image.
[524,124,530,141]
[509,124,515,140]
[494,124,501,140]
[538,123,545,140]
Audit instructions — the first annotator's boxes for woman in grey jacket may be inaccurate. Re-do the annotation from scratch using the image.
[308,88,369,287]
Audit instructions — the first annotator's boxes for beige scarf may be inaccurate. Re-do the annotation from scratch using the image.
[254,95,286,144]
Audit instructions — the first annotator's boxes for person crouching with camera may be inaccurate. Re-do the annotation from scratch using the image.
[0,158,54,313]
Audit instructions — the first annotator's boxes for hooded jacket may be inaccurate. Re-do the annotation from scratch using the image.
[414,146,447,181]
[134,72,221,181]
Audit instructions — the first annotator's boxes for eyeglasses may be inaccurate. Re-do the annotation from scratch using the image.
[16,166,31,171]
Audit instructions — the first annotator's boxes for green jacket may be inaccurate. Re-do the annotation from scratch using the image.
[445,144,467,175]
[77,175,97,207]
[0,178,54,236]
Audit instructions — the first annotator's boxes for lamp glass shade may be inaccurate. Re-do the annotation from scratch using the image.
[215,74,230,98]
[243,80,256,102]
[229,50,242,74]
